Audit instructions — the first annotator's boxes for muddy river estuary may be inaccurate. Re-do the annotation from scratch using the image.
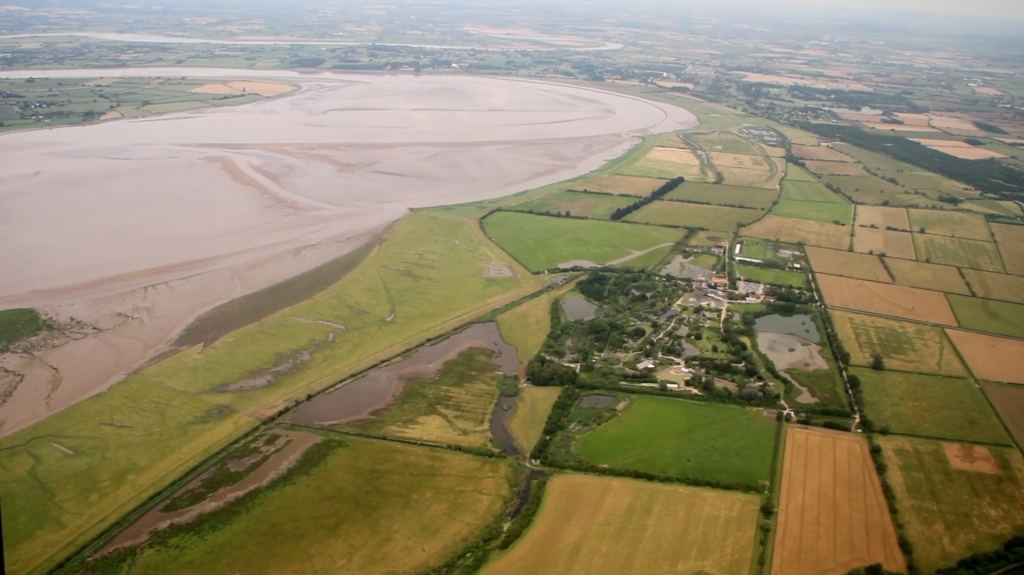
[0,69,695,435]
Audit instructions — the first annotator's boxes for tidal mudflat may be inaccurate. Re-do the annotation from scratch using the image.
[0,70,696,436]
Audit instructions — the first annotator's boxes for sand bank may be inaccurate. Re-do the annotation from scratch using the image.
[0,71,696,436]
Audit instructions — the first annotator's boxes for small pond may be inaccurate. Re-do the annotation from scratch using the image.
[755,313,820,343]
[562,296,598,321]
[578,394,617,409]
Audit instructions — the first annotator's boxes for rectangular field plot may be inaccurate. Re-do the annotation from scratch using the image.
[736,263,807,288]
[853,368,1011,445]
[785,164,819,181]
[621,146,706,180]
[980,381,1024,449]
[781,179,847,203]
[771,200,853,224]
[691,131,763,155]
[913,234,1004,273]
[832,311,968,377]
[856,205,910,229]
[772,427,905,575]
[508,191,636,220]
[624,200,764,232]
[817,274,958,325]
[482,212,683,272]
[947,329,1024,384]
[806,247,891,283]
[482,475,760,575]
[742,215,852,250]
[576,173,668,196]
[120,437,514,575]
[992,223,1024,276]
[664,181,778,209]
[885,258,971,294]
[573,397,777,485]
[853,227,917,260]
[962,269,1024,304]
[792,144,854,162]
[803,160,868,176]
[947,295,1024,338]
[908,209,992,241]
[878,435,1024,573]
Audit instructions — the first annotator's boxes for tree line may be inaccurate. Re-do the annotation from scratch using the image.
[610,177,685,220]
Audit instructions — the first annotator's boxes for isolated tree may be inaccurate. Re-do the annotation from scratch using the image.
[871,353,886,371]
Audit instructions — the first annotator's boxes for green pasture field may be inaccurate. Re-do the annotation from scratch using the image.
[737,237,800,260]
[780,180,847,203]
[980,381,1024,449]
[109,436,513,575]
[508,191,636,220]
[963,199,1023,217]
[690,130,763,155]
[482,212,683,272]
[853,368,1010,445]
[909,209,993,241]
[878,435,1024,573]
[341,348,500,448]
[770,200,853,224]
[947,295,1024,338]
[497,281,577,365]
[913,234,1005,272]
[784,165,818,182]
[507,386,561,453]
[664,182,778,209]
[615,244,674,269]
[624,201,764,232]
[687,229,734,246]
[573,396,776,485]
[481,474,760,575]
[787,367,848,408]
[735,264,807,287]
[0,212,539,575]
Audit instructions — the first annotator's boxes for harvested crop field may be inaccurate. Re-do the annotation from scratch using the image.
[623,146,705,180]
[803,160,867,176]
[913,234,1004,273]
[781,179,847,203]
[856,205,910,229]
[991,223,1024,276]
[792,144,854,162]
[576,174,668,196]
[853,227,917,259]
[947,329,1024,384]
[691,131,763,155]
[574,396,776,485]
[947,295,1024,339]
[772,427,905,575]
[877,435,1024,573]
[962,269,1024,303]
[508,190,636,220]
[664,182,778,209]
[908,210,992,241]
[742,215,852,250]
[114,437,514,575]
[482,211,683,272]
[832,311,968,376]
[817,274,958,325]
[853,368,1010,445]
[481,474,760,575]
[912,141,1006,159]
[625,201,764,232]
[771,200,853,224]
[806,247,891,283]
[980,381,1024,449]
[885,258,970,294]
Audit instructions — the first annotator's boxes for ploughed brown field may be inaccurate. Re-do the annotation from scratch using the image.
[773,427,906,575]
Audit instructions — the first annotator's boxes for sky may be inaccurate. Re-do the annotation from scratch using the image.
[727,0,1024,20]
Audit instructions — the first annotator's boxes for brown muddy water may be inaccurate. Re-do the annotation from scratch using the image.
[290,322,518,425]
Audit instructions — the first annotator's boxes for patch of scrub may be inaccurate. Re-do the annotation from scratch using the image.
[561,297,598,321]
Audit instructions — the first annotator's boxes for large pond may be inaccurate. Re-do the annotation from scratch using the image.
[562,296,598,321]
[290,322,517,425]
[755,314,820,343]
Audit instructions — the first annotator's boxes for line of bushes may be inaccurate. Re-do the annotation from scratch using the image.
[610,177,685,220]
